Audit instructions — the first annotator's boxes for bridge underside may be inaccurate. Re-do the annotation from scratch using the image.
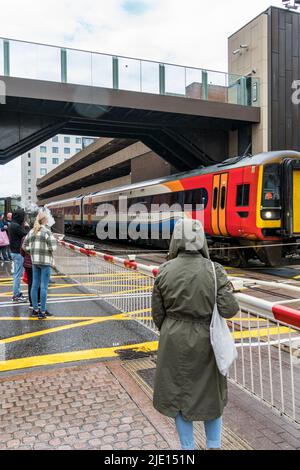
[0,76,260,170]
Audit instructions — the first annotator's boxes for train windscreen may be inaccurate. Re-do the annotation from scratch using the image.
[262,164,281,208]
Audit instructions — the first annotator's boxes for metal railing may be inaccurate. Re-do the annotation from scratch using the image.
[0,37,260,107]
[55,241,300,424]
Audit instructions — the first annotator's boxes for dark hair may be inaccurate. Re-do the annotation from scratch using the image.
[12,209,25,225]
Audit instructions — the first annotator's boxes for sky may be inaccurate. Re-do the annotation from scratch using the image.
[0,0,286,197]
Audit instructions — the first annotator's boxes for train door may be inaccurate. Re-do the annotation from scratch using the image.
[293,169,300,234]
[211,173,229,237]
[282,159,300,236]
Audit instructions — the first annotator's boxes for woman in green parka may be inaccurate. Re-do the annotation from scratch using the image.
[152,218,240,450]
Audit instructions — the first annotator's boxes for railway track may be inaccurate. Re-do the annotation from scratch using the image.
[61,234,300,282]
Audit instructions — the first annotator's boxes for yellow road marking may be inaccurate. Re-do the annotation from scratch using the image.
[48,279,147,289]
[0,308,151,343]
[232,317,267,323]
[0,287,152,299]
[0,273,143,281]
[0,316,123,321]
[233,326,291,340]
[47,293,99,297]
[1,317,118,344]
[0,341,159,372]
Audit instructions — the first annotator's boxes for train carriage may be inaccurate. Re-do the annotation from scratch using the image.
[46,151,300,266]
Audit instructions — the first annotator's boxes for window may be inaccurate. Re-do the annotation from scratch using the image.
[76,148,81,153]
[28,179,31,185]
[76,137,82,144]
[220,186,226,210]
[64,136,70,143]
[262,164,281,208]
[64,158,69,162]
[40,146,47,153]
[28,153,31,158]
[28,170,31,176]
[64,148,70,154]
[52,158,59,165]
[213,188,218,210]
[28,188,31,193]
[28,162,31,167]
[40,168,47,176]
[52,147,59,154]
[236,184,250,207]
[28,196,31,200]
[40,157,47,164]
[82,137,95,148]
[52,136,59,142]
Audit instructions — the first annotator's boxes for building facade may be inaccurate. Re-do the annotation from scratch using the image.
[21,135,96,207]
[229,6,300,155]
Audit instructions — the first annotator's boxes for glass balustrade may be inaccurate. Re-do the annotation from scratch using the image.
[0,37,260,107]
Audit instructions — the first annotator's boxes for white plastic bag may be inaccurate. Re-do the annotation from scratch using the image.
[210,262,238,376]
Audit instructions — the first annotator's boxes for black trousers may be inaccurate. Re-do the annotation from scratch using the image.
[0,246,10,261]
[25,267,41,307]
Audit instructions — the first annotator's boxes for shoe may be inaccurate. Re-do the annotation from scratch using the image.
[38,311,47,320]
[32,310,40,317]
[12,296,27,303]
[16,293,28,303]
[45,311,54,317]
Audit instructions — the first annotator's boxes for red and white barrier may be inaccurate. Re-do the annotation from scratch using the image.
[58,240,158,278]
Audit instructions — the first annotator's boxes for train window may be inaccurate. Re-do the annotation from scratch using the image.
[199,188,208,209]
[262,164,281,208]
[171,191,184,208]
[152,193,173,206]
[183,189,208,210]
[213,188,218,210]
[220,186,226,210]
[236,184,250,207]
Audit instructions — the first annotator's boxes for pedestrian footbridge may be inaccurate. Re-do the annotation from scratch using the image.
[0,38,260,169]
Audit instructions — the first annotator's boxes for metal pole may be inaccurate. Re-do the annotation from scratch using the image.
[159,64,165,95]
[61,49,67,83]
[3,40,10,77]
[202,70,208,100]
[113,57,119,90]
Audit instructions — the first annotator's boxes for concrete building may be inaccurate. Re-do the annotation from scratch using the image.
[229,5,300,155]
[21,135,96,207]
[36,138,175,205]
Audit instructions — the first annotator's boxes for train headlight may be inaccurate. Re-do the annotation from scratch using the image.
[261,209,281,220]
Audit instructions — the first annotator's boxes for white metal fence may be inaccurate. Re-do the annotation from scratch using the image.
[55,242,300,424]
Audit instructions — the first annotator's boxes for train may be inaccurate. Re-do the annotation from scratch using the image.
[0,197,22,215]
[46,150,300,266]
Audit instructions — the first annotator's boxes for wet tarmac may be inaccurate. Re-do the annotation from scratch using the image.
[0,261,157,374]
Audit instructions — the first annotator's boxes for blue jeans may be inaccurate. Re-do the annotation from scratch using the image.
[11,253,24,297]
[175,413,222,450]
[31,265,51,312]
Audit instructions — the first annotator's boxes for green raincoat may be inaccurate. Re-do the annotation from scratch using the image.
[152,218,240,422]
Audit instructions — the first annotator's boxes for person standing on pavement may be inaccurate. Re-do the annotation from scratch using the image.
[23,210,57,320]
[151,218,240,451]
[8,209,29,302]
[0,213,11,262]
[21,234,41,315]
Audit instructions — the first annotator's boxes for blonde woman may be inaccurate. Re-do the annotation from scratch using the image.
[23,210,57,319]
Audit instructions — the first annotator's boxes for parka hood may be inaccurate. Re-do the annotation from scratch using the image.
[12,209,25,225]
[168,218,210,260]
